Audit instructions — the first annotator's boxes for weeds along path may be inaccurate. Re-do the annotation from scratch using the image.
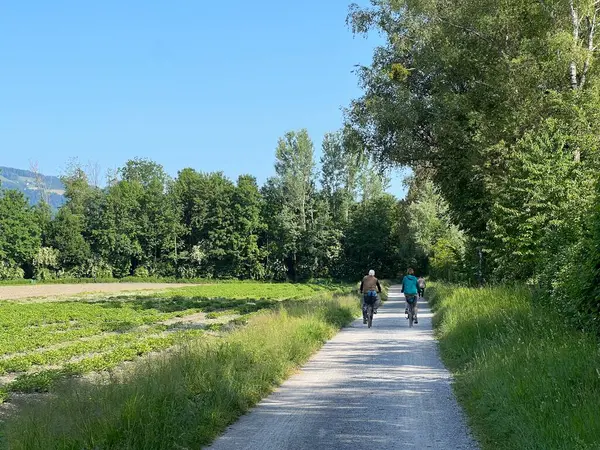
[209,285,478,450]
[0,283,194,301]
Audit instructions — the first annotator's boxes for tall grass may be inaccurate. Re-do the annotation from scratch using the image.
[2,294,360,449]
[429,284,600,450]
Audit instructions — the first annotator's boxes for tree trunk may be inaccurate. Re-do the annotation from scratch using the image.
[570,0,580,90]
[580,8,598,89]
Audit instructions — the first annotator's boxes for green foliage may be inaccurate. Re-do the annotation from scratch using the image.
[50,207,91,270]
[0,262,25,281]
[346,0,600,324]
[430,284,600,449]
[488,118,598,281]
[342,194,401,278]
[0,189,42,272]
[133,266,150,278]
[32,247,60,280]
[0,130,429,284]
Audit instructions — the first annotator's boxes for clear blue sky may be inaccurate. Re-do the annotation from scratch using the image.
[1,1,406,195]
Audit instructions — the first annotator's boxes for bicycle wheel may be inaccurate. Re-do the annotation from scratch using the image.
[408,303,414,328]
[367,304,373,328]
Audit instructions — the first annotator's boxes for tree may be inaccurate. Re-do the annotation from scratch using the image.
[267,130,318,280]
[321,131,356,223]
[342,194,399,279]
[231,175,264,279]
[173,169,243,278]
[0,190,41,275]
[50,207,91,271]
[345,0,600,282]
[120,158,178,274]
[275,129,315,232]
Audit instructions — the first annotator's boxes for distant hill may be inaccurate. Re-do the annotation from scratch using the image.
[0,166,66,209]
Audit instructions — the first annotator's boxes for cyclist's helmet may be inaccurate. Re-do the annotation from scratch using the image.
[369,270,375,276]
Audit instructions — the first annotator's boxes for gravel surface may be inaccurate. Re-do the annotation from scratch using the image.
[0,283,192,301]
[209,285,478,450]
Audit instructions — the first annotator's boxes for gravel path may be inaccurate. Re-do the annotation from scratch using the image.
[209,285,478,450]
[0,283,192,301]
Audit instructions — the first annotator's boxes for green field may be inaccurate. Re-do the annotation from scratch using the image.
[0,282,352,401]
[0,281,359,449]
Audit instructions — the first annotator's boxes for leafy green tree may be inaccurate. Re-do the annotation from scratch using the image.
[33,201,53,245]
[51,163,95,273]
[231,175,264,279]
[259,178,293,280]
[267,130,317,280]
[91,179,143,277]
[173,169,257,278]
[0,190,41,275]
[342,194,399,279]
[120,158,178,274]
[345,0,600,283]
[275,129,315,232]
[50,208,91,271]
[488,119,598,281]
[321,131,357,223]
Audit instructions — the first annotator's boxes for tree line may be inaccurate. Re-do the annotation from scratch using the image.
[0,130,461,283]
[345,0,600,332]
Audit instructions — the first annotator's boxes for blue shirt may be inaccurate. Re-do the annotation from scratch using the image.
[402,275,419,295]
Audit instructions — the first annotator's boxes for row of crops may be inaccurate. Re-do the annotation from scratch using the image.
[0,282,349,401]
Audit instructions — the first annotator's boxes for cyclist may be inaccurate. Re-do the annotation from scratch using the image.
[402,268,419,324]
[417,276,426,298]
[360,269,382,324]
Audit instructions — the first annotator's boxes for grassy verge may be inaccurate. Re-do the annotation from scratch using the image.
[2,293,360,449]
[429,284,600,450]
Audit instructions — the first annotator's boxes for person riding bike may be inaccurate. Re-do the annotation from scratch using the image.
[402,268,419,324]
[360,270,382,325]
[417,276,426,298]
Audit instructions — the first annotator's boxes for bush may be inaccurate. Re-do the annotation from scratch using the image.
[65,258,114,279]
[32,247,60,280]
[0,261,24,281]
[536,180,600,335]
[133,266,150,278]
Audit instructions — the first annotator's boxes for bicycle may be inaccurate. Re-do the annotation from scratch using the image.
[363,292,378,328]
[406,295,417,328]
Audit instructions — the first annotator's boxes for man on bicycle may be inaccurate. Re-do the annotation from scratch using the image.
[360,269,382,324]
[402,268,419,324]
[418,276,426,298]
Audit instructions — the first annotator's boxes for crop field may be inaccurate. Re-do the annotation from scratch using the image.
[0,282,351,402]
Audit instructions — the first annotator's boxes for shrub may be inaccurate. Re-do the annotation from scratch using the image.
[0,261,24,280]
[133,266,150,278]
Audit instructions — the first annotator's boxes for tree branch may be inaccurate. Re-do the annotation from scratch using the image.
[438,17,509,60]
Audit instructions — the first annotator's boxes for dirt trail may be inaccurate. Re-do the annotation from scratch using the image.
[0,283,192,301]
[209,285,478,450]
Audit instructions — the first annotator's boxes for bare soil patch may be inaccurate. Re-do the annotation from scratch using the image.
[0,283,193,301]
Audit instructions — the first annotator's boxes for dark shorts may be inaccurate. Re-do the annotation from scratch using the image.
[363,293,378,305]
